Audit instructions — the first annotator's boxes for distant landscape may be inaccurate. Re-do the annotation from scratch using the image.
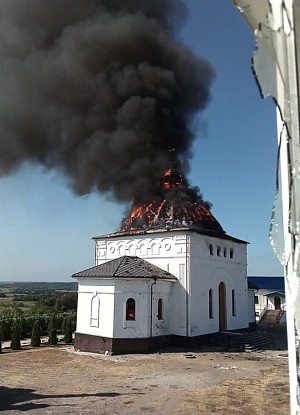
[0,281,78,344]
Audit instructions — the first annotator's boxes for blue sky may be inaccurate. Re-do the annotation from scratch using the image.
[0,1,283,282]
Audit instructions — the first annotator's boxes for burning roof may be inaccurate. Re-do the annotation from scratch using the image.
[120,168,225,235]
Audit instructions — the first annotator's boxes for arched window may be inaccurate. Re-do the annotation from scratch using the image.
[158,298,163,320]
[217,246,221,256]
[128,243,136,256]
[90,295,100,327]
[223,247,227,257]
[209,288,213,319]
[151,243,160,255]
[209,244,214,256]
[126,298,136,321]
[232,289,236,316]
[139,244,148,255]
[230,248,234,259]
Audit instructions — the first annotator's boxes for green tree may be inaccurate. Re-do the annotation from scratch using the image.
[56,293,77,311]
[10,320,21,350]
[64,316,73,344]
[19,316,26,339]
[47,314,57,345]
[0,333,2,354]
[61,316,67,334]
[31,320,41,347]
[2,320,11,341]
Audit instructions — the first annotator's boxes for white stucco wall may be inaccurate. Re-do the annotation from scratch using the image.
[76,278,115,338]
[93,229,249,337]
[189,233,248,335]
[95,230,189,336]
[76,276,174,339]
[113,279,174,338]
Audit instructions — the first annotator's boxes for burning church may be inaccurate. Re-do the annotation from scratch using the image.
[0,1,252,353]
[72,168,250,354]
[57,0,252,355]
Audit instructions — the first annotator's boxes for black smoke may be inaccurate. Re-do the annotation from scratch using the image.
[0,0,214,204]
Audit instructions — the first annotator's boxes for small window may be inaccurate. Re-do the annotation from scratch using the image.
[209,288,213,319]
[217,246,221,256]
[232,289,236,316]
[230,248,234,259]
[158,298,163,320]
[255,295,259,305]
[209,243,214,256]
[223,247,227,257]
[126,298,136,321]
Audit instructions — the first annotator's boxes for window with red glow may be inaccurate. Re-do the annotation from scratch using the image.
[126,298,136,321]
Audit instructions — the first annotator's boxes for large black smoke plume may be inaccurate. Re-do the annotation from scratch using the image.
[0,0,214,204]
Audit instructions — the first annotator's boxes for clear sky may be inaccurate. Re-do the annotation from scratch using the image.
[0,1,283,282]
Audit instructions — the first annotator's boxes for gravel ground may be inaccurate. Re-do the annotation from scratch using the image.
[0,338,290,415]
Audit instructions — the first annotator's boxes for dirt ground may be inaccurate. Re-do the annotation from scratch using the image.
[0,333,290,414]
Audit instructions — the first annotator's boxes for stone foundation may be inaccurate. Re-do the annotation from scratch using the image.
[74,332,221,355]
[74,332,171,354]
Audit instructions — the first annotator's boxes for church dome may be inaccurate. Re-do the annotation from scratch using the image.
[120,169,225,235]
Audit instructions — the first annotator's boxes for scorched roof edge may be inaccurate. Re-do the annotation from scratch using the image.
[92,227,248,244]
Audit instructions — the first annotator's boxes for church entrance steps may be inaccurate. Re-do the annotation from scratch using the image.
[209,330,274,352]
[259,309,280,326]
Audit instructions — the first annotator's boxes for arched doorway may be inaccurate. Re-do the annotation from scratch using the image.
[218,282,227,331]
[274,296,281,310]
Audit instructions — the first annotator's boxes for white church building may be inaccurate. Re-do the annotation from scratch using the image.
[72,226,251,354]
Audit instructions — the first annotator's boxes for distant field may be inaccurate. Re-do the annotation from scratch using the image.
[0,281,77,290]
[0,281,77,317]
[0,294,37,315]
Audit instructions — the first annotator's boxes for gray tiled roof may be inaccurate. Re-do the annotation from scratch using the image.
[71,256,177,280]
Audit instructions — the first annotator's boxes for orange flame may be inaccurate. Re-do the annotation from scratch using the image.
[162,168,182,190]
[120,169,218,232]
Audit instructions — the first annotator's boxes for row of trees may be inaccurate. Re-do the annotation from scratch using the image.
[0,313,76,341]
[0,313,75,352]
[13,291,78,312]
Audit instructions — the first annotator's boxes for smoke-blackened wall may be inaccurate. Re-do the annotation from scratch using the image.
[0,0,214,204]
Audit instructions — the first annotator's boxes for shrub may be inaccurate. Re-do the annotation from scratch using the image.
[64,316,73,344]
[31,320,41,347]
[19,316,26,339]
[10,320,21,350]
[1,320,12,341]
[61,316,67,334]
[47,314,57,345]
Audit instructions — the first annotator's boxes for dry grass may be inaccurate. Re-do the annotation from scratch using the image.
[0,345,290,414]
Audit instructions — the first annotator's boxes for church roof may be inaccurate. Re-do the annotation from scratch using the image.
[248,276,285,291]
[71,256,177,280]
[93,227,248,244]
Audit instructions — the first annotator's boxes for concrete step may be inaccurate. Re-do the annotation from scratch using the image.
[210,330,274,352]
[259,310,279,325]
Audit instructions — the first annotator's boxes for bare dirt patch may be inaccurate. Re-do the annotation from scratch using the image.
[0,344,289,414]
